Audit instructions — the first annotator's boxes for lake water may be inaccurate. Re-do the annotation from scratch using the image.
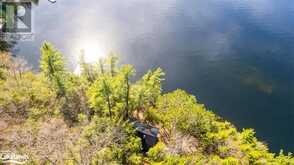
[13,0,294,152]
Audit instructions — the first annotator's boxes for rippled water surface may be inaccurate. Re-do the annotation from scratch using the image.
[14,0,294,152]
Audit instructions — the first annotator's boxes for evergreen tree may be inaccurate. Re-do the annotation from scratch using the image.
[79,50,97,83]
[134,68,165,109]
[107,52,119,77]
[119,65,135,119]
[87,74,116,118]
[40,42,66,97]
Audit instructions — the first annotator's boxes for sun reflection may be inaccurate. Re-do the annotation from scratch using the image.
[78,41,106,63]
[74,39,108,74]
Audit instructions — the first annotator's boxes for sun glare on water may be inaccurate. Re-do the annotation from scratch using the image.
[79,41,106,63]
[74,40,107,74]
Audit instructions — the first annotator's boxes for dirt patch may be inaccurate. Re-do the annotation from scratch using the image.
[0,120,8,131]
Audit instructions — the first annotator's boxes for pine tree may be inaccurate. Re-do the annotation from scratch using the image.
[107,52,119,77]
[134,68,165,108]
[79,50,97,83]
[40,42,66,97]
[119,65,135,119]
[87,74,115,118]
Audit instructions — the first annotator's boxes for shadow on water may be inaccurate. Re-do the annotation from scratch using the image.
[238,66,274,95]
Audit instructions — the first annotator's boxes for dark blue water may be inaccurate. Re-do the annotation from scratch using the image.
[13,0,294,152]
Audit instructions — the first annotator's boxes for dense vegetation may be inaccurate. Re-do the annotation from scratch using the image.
[0,42,294,165]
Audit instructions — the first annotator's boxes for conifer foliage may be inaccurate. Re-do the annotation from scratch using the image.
[0,42,293,164]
